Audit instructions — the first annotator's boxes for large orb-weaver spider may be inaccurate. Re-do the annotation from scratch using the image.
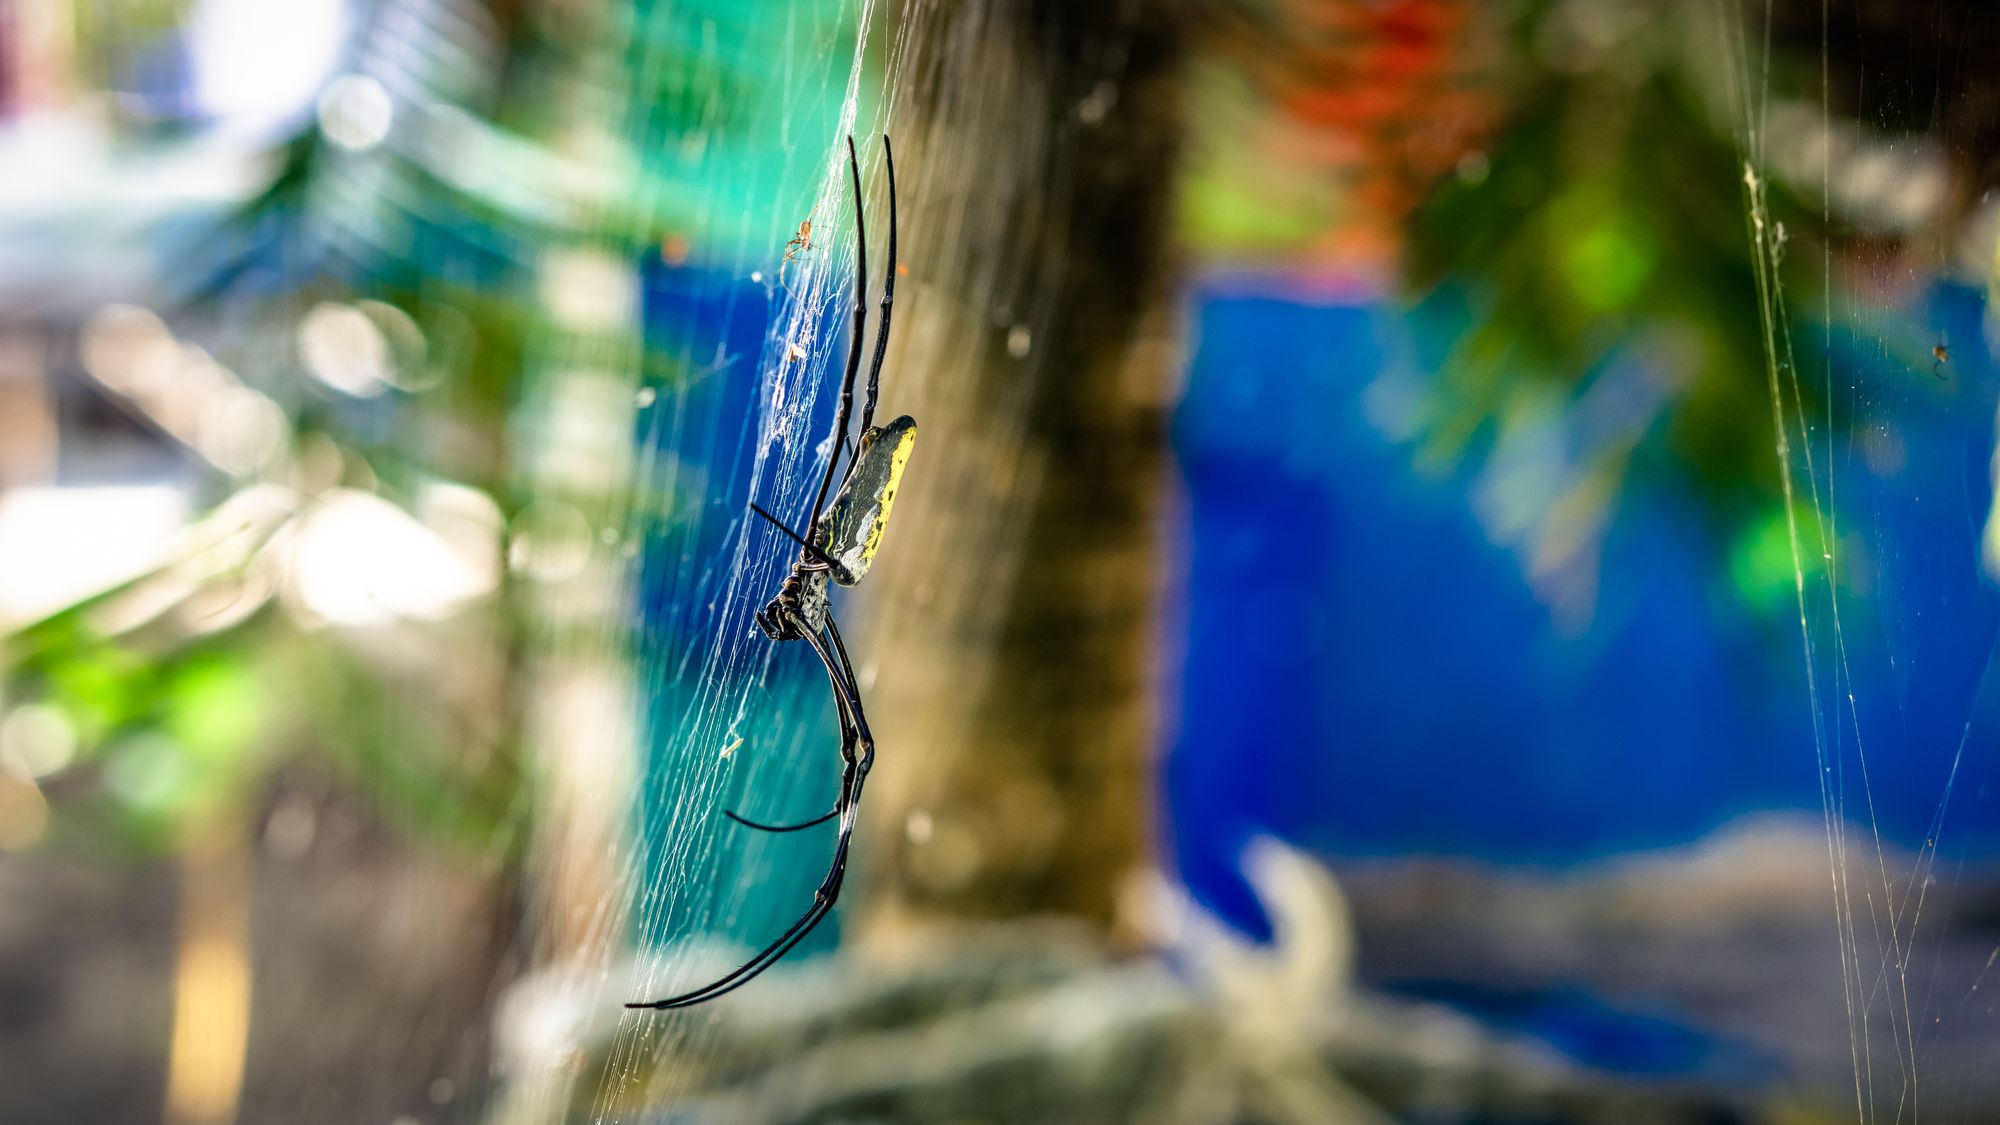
[628,134,912,1010]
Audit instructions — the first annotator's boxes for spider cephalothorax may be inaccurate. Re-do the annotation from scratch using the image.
[755,569,830,641]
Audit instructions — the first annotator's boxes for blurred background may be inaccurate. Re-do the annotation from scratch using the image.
[3,0,1997,1122]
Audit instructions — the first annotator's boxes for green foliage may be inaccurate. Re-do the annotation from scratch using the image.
[1402,2,1834,559]
[15,606,274,849]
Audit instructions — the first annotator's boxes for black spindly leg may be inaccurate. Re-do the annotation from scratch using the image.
[723,806,840,833]
[859,135,897,435]
[806,136,871,542]
[629,613,867,1009]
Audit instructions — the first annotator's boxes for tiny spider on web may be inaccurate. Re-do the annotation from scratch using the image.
[783,217,813,262]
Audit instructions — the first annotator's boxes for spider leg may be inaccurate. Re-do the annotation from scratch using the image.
[805,136,871,545]
[623,883,840,1009]
[724,806,841,833]
[859,135,897,435]
[722,607,861,832]
[630,784,856,1007]
[628,613,873,1010]
[800,613,870,780]
[819,614,877,788]
[748,502,853,580]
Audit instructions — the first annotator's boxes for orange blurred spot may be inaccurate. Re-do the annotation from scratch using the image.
[660,234,691,266]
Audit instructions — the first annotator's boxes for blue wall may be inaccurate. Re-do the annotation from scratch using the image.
[1166,281,2000,940]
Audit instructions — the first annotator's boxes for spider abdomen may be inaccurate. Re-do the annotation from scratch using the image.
[824,415,917,586]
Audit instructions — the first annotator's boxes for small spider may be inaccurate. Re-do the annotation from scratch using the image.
[1932,340,1950,379]
[783,217,814,263]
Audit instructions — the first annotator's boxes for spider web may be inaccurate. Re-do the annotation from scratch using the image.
[1717,2,2000,1119]
[543,1,915,1118]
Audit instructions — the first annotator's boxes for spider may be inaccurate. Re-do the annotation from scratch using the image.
[1932,339,1950,379]
[784,217,813,262]
[627,134,910,1010]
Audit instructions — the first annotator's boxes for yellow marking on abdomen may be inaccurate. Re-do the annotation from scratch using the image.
[860,424,917,563]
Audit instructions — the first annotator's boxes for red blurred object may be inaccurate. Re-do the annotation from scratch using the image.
[1211,0,1498,272]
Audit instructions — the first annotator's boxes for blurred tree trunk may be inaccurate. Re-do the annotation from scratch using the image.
[860,0,1187,939]
[0,328,54,486]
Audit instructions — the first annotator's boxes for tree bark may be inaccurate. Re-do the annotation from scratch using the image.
[857,0,1187,939]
